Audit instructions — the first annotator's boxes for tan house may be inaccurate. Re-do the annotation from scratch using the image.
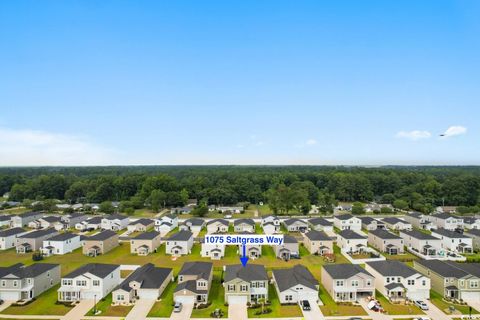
[321,264,375,302]
[16,228,58,254]
[224,264,269,304]
[83,230,119,257]
[274,235,299,260]
[368,229,404,255]
[130,231,162,256]
[127,218,154,233]
[304,230,333,255]
[174,261,213,304]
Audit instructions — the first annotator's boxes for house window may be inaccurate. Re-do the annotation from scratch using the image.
[240,284,248,292]
[76,280,87,286]
[407,280,415,285]
[285,295,292,301]
[351,280,359,287]
[1,281,5,287]
[366,280,372,286]
[13,280,17,287]
[117,295,124,301]
[335,280,344,287]
[459,280,465,287]
[93,280,100,286]
[198,281,207,287]
[422,280,426,286]
[470,281,479,288]
[63,279,72,286]
[227,284,235,291]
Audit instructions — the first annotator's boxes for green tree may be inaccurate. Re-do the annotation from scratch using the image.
[393,199,409,210]
[148,189,167,212]
[351,202,364,215]
[99,201,114,214]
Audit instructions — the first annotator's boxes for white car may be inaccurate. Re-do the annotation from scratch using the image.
[414,300,429,310]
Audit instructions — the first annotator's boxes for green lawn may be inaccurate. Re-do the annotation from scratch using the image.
[430,290,478,314]
[147,281,176,317]
[318,283,367,317]
[256,205,273,215]
[375,291,424,315]
[247,284,302,318]
[191,271,226,318]
[1,285,72,316]
[87,293,133,317]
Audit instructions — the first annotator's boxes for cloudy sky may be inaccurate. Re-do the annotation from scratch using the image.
[0,1,479,166]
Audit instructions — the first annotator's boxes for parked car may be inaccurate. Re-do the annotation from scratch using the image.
[300,300,311,311]
[173,302,183,313]
[413,318,430,320]
[414,300,429,310]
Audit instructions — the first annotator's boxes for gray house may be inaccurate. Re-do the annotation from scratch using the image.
[272,265,319,303]
[224,264,269,304]
[274,235,299,260]
[16,228,58,253]
[282,218,308,232]
[368,229,404,255]
[10,212,43,228]
[174,261,213,304]
[0,228,27,250]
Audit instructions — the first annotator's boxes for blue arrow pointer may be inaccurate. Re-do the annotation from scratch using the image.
[240,245,249,267]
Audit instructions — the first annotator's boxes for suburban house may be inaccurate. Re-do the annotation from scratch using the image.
[154,214,178,234]
[368,229,404,255]
[174,261,213,304]
[261,215,281,234]
[82,230,119,257]
[0,216,11,228]
[414,259,480,301]
[41,232,82,256]
[364,203,394,213]
[272,265,319,304]
[0,263,60,301]
[336,229,368,254]
[359,217,385,231]
[127,218,154,233]
[101,214,129,231]
[10,212,42,228]
[282,218,308,232]
[404,212,433,230]
[53,213,88,231]
[201,241,225,260]
[217,206,243,214]
[130,231,162,256]
[400,229,442,256]
[463,217,480,230]
[58,263,120,301]
[304,230,333,255]
[431,228,473,254]
[28,216,61,229]
[224,264,269,304]
[465,229,480,251]
[382,217,412,231]
[234,219,255,233]
[428,213,463,231]
[274,235,299,260]
[308,217,333,232]
[75,216,103,231]
[171,206,193,215]
[333,214,362,231]
[16,228,58,254]
[206,219,229,234]
[187,199,198,207]
[436,206,458,214]
[0,228,27,250]
[238,237,262,259]
[321,264,375,302]
[366,260,430,301]
[335,204,353,212]
[166,230,194,256]
[179,218,206,234]
[112,263,173,305]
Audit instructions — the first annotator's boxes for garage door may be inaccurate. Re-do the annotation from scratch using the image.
[0,291,20,301]
[461,291,480,301]
[228,295,248,305]
[174,295,195,304]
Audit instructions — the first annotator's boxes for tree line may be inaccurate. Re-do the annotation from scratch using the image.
[1,166,480,214]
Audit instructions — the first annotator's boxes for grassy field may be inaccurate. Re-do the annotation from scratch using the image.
[1,285,72,316]
[430,290,478,314]
[375,291,424,315]
[191,271,225,318]
[247,284,302,318]
[318,283,367,317]
[87,293,133,316]
[147,281,176,317]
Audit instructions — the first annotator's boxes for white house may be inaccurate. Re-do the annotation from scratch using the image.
[404,212,433,230]
[463,217,480,230]
[41,232,82,256]
[179,218,206,235]
[165,230,194,256]
[57,263,121,301]
[234,219,255,233]
[308,217,333,232]
[217,206,243,214]
[336,229,368,253]
[431,228,473,254]
[0,228,27,250]
[154,214,178,234]
[334,214,362,231]
[0,216,11,228]
[400,230,442,257]
[366,260,430,301]
[382,217,412,231]
[272,265,319,304]
[127,218,154,233]
[428,213,463,231]
[206,219,229,234]
[101,214,129,231]
[75,216,103,231]
[282,218,308,232]
[201,242,226,260]
[261,215,280,234]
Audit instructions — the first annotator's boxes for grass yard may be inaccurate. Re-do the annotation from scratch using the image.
[256,204,273,215]
[1,285,72,316]
[318,283,367,317]
[191,271,225,318]
[147,281,175,317]
[87,293,133,317]
[430,290,478,314]
[247,284,302,318]
[375,291,424,315]
[131,208,159,217]
[384,251,418,262]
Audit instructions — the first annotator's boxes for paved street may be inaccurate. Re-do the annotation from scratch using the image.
[125,299,156,320]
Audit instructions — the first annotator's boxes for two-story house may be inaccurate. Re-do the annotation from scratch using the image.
[154,214,178,235]
[201,240,225,260]
[404,212,433,230]
[0,228,27,250]
[57,263,120,301]
[179,218,206,235]
[463,217,480,230]
[321,264,375,302]
[174,261,213,304]
[431,228,473,254]
[400,229,443,256]
[41,232,82,256]
[336,229,368,254]
[308,217,333,232]
[466,229,480,251]
[274,235,299,260]
[333,214,362,231]
[127,218,154,233]
[101,214,129,231]
[82,230,119,257]
[272,265,319,304]
[166,230,194,256]
[224,264,269,304]
[206,219,229,234]
[304,230,333,255]
[368,229,404,255]
[382,217,412,231]
[234,219,255,233]
[261,215,281,234]
[428,213,463,231]
[10,212,42,228]
[75,216,103,231]
[16,228,58,254]
[28,216,61,229]
[282,218,308,232]
[130,231,162,256]
[53,213,89,231]
[359,217,385,231]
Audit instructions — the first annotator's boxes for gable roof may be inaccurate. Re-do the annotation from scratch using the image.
[367,260,418,277]
[129,218,153,226]
[338,229,366,240]
[432,228,470,239]
[305,230,331,241]
[466,229,480,237]
[47,232,79,242]
[0,263,59,279]
[168,230,193,241]
[0,227,25,237]
[323,263,373,279]
[87,230,117,241]
[40,216,61,223]
[335,214,356,221]
[432,213,461,220]
[359,216,378,224]
[63,263,119,279]
[86,216,103,224]
[308,217,332,226]
[16,211,42,218]
[283,235,298,244]
[415,260,480,278]
[134,231,161,240]
[184,218,205,226]
[273,265,318,292]
[102,214,128,221]
[20,228,56,239]
[382,217,408,225]
[283,218,307,226]
[369,229,402,240]
[178,261,213,279]
[116,263,172,291]
[224,264,268,282]
[407,212,423,219]
[400,229,439,240]
[207,219,229,226]
[234,218,255,227]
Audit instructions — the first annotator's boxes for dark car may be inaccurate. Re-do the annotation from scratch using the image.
[301,300,311,311]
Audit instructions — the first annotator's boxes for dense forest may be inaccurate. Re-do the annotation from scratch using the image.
[1,166,480,214]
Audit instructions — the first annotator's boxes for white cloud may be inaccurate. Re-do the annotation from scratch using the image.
[441,125,467,138]
[395,130,431,141]
[306,139,317,145]
[0,127,117,166]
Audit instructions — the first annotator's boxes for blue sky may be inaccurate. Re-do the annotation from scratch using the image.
[0,1,479,165]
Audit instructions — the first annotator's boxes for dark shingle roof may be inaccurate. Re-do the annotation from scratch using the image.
[224,264,268,282]
[335,214,355,221]
[382,217,408,225]
[129,218,153,226]
[367,260,417,277]
[20,228,56,239]
[0,216,10,222]
[86,216,103,224]
[102,214,128,220]
[87,230,117,241]
[283,218,307,226]
[0,263,59,279]
[63,263,119,279]
[432,213,460,220]
[369,229,402,239]
[407,212,423,219]
[466,229,480,237]
[47,232,79,242]
[174,279,208,294]
[283,235,298,244]
[134,231,160,240]
[308,217,332,226]
[234,219,255,227]
[168,230,193,241]
[305,230,331,241]
[273,265,318,292]
[178,261,213,280]
[207,219,229,226]
[0,227,25,237]
[400,229,439,240]
[17,212,42,218]
[323,264,373,279]
[338,229,366,240]
[432,228,470,239]
[116,263,172,291]
[359,217,377,224]
[41,216,61,223]
[415,260,477,278]
[184,218,205,226]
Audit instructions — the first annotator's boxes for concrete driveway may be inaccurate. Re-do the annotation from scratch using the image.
[61,299,94,320]
[422,300,450,320]
[170,302,193,320]
[301,299,324,320]
[125,299,156,320]
[228,301,247,320]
